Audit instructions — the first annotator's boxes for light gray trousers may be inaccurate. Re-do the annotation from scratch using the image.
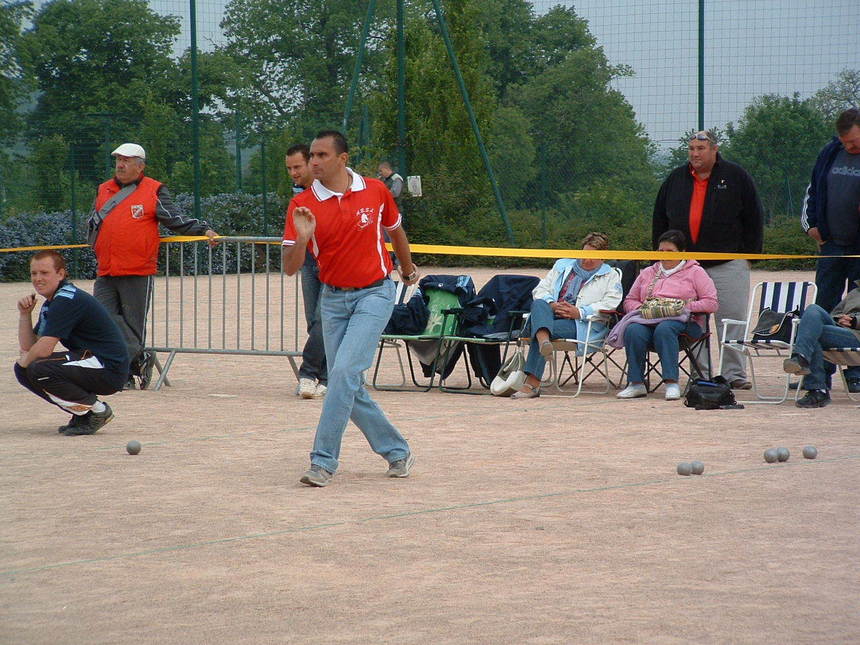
[700,259,750,382]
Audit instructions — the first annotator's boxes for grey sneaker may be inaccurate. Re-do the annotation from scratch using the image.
[64,403,113,436]
[300,464,333,487]
[386,452,415,478]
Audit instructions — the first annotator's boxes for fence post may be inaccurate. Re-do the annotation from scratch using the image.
[697,0,705,131]
[189,0,202,220]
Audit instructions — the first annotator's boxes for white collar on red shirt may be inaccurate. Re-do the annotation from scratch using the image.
[311,168,366,201]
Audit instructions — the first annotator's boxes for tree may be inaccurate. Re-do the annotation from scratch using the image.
[219,0,386,134]
[811,69,860,122]
[368,0,502,243]
[0,0,33,143]
[721,94,830,221]
[20,0,182,183]
[511,27,657,215]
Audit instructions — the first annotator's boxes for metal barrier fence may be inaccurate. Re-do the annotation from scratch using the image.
[147,236,302,390]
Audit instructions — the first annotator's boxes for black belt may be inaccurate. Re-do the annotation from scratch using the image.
[326,278,388,292]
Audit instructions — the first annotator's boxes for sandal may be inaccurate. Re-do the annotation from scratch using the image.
[511,383,540,400]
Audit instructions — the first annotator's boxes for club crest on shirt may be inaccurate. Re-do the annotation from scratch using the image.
[355,207,376,230]
[131,204,144,219]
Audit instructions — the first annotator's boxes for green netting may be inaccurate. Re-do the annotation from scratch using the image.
[1,0,857,266]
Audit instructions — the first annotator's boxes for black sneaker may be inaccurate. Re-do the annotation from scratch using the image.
[795,390,830,409]
[846,378,860,394]
[139,352,156,390]
[64,403,114,435]
[783,354,811,376]
[57,414,80,434]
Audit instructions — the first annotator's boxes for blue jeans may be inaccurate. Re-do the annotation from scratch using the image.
[624,320,703,384]
[523,299,606,380]
[299,252,327,383]
[793,304,860,391]
[815,241,860,311]
[311,280,410,473]
[814,242,860,384]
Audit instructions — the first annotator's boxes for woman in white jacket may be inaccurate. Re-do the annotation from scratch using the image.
[512,232,623,399]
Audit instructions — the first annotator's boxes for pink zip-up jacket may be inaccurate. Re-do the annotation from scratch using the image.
[623,260,718,327]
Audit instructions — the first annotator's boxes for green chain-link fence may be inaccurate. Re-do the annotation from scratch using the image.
[1,0,858,277]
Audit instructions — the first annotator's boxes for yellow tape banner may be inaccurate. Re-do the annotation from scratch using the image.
[0,237,827,261]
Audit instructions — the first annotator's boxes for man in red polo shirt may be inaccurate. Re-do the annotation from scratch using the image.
[282,130,419,487]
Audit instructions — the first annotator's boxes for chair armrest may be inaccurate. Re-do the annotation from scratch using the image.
[720,318,748,343]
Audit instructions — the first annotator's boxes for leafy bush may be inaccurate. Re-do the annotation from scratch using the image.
[0,210,97,282]
[0,191,822,282]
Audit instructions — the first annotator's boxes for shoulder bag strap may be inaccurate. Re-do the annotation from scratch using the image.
[644,269,662,300]
[87,183,138,245]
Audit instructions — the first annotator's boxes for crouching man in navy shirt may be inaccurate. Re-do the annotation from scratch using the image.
[15,250,129,436]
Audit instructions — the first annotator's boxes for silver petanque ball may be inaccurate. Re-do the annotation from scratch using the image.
[802,445,818,459]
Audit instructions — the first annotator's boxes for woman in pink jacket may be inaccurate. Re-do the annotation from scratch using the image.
[618,230,718,401]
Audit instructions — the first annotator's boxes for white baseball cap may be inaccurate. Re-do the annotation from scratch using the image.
[111,143,146,160]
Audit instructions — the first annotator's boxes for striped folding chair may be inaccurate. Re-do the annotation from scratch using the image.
[718,280,817,404]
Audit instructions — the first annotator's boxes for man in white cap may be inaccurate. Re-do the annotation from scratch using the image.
[87,143,218,389]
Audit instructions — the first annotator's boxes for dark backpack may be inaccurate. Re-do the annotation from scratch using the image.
[684,377,739,410]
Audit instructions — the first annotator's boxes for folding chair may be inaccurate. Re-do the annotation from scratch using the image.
[718,280,817,404]
[370,280,417,388]
[438,274,540,394]
[643,314,712,393]
[516,263,629,397]
[539,314,623,396]
[822,348,860,402]
[371,276,470,391]
[538,261,640,396]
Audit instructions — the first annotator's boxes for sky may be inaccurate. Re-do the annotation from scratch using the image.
[151,0,859,148]
[536,0,859,145]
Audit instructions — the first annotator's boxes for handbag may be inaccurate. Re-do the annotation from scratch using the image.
[640,297,686,319]
[490,347,527,396]
[751,307,799,343]
[638,267,686,319]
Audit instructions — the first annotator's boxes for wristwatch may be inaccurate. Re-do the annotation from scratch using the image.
[400,266,419,282]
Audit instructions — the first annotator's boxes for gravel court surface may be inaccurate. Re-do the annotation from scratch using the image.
[2,268,859,644]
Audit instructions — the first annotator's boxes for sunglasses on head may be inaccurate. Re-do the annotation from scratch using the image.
[692,131,716,144]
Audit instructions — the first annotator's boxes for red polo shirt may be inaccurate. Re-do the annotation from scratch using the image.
[283,169,401,288]
[688,166,709,244]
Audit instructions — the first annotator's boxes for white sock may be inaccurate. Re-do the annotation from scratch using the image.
[91,401,106,413]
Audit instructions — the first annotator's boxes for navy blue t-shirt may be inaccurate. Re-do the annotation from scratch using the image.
[34,281,129,374]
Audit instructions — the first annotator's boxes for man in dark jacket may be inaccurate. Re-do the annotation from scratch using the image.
[800,108,860,391]
[653,130,764,389]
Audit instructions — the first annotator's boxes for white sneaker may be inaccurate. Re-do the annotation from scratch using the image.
[617,383,647,399]
[314,383,327,398]
[665,383,681,400]
[298,378,317,399]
